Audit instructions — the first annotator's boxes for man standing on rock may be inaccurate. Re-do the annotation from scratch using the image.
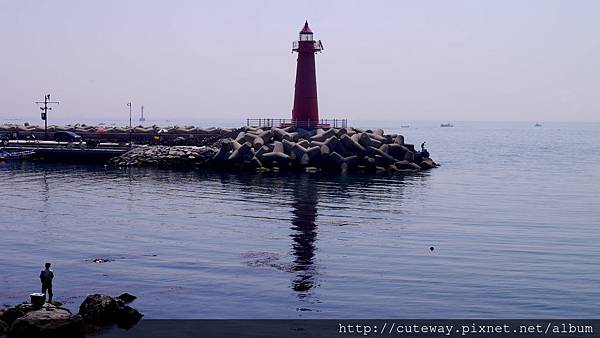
[40,262,54,302]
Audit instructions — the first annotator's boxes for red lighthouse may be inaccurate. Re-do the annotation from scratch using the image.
[291,21,323,128]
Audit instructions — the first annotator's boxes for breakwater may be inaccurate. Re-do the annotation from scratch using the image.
[0,123,237,144]
[110,126,437,173]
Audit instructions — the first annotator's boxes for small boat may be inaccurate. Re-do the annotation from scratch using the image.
[0,149,36,161]
[400,125,410,128]
[534,123,542,127]
[440,123,454,127]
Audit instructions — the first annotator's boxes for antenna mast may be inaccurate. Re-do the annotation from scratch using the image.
[35,94,60,140]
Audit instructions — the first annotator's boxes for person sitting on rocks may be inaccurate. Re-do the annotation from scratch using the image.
[420,141,430,158]
[40,262,54,302]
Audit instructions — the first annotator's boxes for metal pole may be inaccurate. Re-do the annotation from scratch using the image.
[128,102,132,147]
[36,93,58,140]
[44,95,48,139]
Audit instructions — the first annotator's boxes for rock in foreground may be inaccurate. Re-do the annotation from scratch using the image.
[79,294,143,330]
[7,306,83,338]
[2,293,142,337]
[0,319,8,336]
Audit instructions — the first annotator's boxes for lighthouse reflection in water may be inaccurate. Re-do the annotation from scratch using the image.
[289,176,319,298]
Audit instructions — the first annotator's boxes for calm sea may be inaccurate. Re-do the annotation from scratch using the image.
[1,121,599,318]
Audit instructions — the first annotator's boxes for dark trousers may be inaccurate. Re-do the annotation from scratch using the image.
[42,282,53,302]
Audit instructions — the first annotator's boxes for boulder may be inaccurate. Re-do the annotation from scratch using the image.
[340,134,366,153]
[234,131,246,143]
[231,140,242,151]
[305,146,321,159]
[243,133,258,144]
[323,136,340,150]
[228,142,253,162]
[344,155,360,168]
[252,136,264,150]
[387,144,410,160]
[297,139,311,148]
[282,139,296,154]
[371,147,397,166]
[333,142,354,158]
[212,141,233,161]
[258,130,273,143]
[272,128,291,141]
[358,133,383,148]
[260,152,291,167]
[362,156,377,172]
[0,307,26,327]
[395,160,422,171]
[255,145,270,159]
[8,307,83,338]
[335,128,347,137]
[116,293,137,304]
[394,134,405,145]
[325,152,345,169]
[272,141,284,153]
[290,144,310,166]
[419,158,436,169]
[243,157,263,171]
[78,294,120,327]
[78,294,142,329]
[310,128,335,142]
[367,132,386,142]
[287,132,300,142]
[0,319,8,336]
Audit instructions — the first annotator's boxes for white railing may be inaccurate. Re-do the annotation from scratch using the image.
[292,40,323,52]
[246,118,347,129]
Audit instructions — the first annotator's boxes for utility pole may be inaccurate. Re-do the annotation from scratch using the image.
[35,94,59,140]
[127,102,132,147]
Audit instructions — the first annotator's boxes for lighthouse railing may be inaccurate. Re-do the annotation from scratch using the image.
[246,118,347,129]
[292,40,323,52]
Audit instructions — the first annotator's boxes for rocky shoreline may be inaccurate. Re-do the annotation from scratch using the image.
[0,293,142,338]
[110,126,438,173]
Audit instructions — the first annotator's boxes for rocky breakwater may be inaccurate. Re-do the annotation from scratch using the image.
[111,126,438,173]
[0,293,142,338]
[110,145,217,168]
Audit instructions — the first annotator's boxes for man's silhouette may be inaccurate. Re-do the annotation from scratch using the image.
[40,262,54,302]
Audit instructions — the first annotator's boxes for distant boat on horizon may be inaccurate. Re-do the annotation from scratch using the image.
[440,123,454,127]
[534,123,542,127]
[400,125,410,128]
[139,105,146,122]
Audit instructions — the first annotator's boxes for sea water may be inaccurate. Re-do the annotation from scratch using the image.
[1,121,599,318]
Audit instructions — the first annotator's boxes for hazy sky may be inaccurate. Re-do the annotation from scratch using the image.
[1,0,599,122]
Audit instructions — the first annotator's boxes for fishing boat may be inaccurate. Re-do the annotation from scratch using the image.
[534,123,542,127]
[0,149,36,161]
[440,123,454,127]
